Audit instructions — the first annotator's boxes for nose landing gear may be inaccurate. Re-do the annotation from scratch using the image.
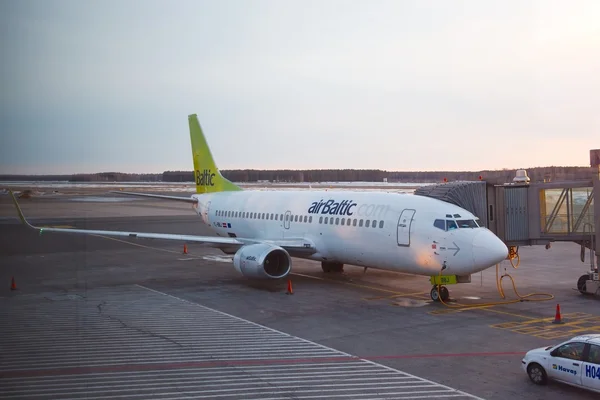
[430,285,450,302]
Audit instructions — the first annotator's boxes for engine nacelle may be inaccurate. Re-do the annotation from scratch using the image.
[233,243,292,279]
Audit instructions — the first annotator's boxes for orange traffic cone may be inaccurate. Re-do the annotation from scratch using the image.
[183,244,188,254]
[286,280,293,295]
[10,277,16,291]
[552,304,564,324]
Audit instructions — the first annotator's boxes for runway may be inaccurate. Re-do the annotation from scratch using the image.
[0,193,598,399]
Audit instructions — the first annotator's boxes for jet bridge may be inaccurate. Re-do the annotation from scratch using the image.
[414,149,600,296]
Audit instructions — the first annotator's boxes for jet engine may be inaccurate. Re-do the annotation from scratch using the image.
[233,243,291,279]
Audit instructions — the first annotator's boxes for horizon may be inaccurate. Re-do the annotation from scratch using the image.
[1,1,599,175]
[0,164,593,177]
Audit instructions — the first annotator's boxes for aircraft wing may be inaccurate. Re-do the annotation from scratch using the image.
[110,191,198,203]
[10,191,316,255]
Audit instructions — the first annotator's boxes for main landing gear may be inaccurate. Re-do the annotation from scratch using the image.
[430,285,449,302]
[321,261,344,273]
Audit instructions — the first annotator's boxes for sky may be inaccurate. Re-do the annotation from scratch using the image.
[1,0,599,174]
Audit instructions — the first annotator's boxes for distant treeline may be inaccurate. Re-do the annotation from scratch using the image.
[0,166,594,184]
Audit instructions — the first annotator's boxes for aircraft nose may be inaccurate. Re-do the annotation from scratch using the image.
[472,230,508,269]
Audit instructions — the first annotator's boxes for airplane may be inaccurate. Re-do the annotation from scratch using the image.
[10,114,509,302]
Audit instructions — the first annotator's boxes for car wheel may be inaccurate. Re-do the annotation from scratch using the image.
[527,363,547,385]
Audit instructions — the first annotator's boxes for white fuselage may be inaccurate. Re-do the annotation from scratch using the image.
[191,190,508,277]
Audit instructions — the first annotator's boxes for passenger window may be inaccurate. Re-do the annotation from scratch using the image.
[359,219,363,227]
[340,218,345,225]
[319,216,323,224]
[554,342,586,361]
[588,344,600,364]
[294,215,298,222]
[324,217,329,224]
[447,220,458,230]
[372,220,377,228]
[365,220,370,228]
[275,214,278,220]
[434,219,445,230]
[304,216,308,223]
[309,216,312,223]
[280,214,283,220]
[335,217,339,225]
[379,220,384,228]
[353,219,357,226]
[285,215,288,221]
[270,214,273,220]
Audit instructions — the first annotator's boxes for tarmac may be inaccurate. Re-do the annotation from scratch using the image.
[0,192,598,399]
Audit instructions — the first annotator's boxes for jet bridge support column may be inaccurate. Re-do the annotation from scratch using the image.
[578,149,600,295]
[593,150,600,275]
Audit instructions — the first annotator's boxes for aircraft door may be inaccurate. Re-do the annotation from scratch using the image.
[202,201,211,224]
[284,211,291,229]
[397,209,416,246]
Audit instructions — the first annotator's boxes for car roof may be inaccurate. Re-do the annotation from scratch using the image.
[571,334,600,344]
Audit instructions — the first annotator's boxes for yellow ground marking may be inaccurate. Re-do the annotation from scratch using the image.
[290,272,429,300]
[478,307,539,320]
[41,225,74,229]
[490,312,600,339]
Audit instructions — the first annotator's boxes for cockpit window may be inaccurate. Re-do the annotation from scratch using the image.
[457,219,479,228]
[446,220,458,230]
[434,219,446,230]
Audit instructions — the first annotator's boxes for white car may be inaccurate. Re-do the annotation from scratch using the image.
[522,334,600,393]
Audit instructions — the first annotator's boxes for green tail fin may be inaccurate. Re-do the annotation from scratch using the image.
[188,114,242,194]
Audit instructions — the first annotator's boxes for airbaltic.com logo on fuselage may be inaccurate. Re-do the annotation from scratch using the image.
[307,199,391,219]
[308,199,357,216]
[196,169,216,186]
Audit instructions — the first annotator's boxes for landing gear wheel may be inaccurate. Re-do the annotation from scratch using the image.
[430,286,449,302]
[527,363,547,385]
[439,286,449,301]
[321,262,344,273]
[577,274,590,295]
